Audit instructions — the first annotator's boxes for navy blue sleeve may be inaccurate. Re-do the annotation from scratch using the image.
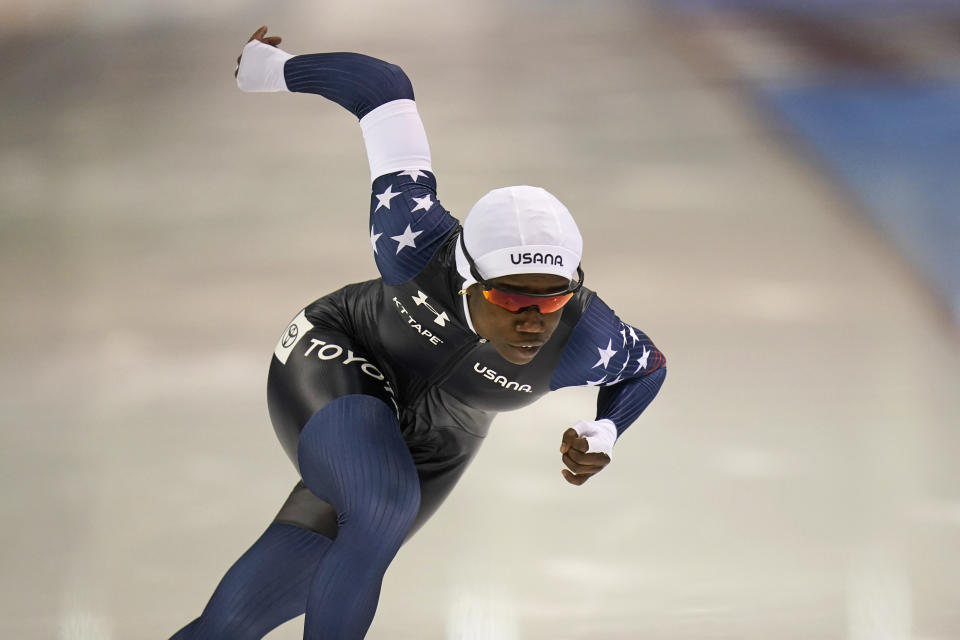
[281,52,460,284]
[550,296,667,436]
[284,53,414,119]
[595,367,666,434]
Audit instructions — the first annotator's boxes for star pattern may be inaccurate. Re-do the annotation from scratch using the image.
[543,295,664,434]
[398,169,427,182]
[375,184,401,211]
[634,345,651,373]
[411,194,433,213]
[592,339,618,370]
[370,226,383,254]
[391,224,423,253]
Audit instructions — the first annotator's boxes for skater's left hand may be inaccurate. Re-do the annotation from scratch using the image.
[559,427,611,486]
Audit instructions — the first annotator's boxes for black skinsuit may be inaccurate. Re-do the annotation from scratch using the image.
[267,232,597,539]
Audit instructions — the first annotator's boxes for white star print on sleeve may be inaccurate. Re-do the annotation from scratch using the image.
[391,224,423,253]
[398,169,426,182]
[375,184,401,211]
[593,339,618,369]
[634,346,651,373]
[370,226,383,254]
[410,194,433,212]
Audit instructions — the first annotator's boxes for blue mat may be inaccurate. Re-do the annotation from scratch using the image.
[665,0,960,13]
[757,78,960,320]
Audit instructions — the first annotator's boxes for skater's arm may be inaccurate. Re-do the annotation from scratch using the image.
[235,26,430,182]
[551,295,667,485]
[234,26,458,285]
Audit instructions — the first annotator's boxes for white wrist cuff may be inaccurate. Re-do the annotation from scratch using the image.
[572,419,617,458]
[359,99,432,183]
[236,40,293,93]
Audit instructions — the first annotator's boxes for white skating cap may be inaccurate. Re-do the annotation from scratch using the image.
[455,186,583,285]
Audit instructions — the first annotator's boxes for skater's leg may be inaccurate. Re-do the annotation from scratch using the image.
[296,394,420,639]
[171,321,411,639]
[169,522,332,640]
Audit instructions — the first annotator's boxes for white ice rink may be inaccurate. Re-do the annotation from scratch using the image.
[1,2,958,638]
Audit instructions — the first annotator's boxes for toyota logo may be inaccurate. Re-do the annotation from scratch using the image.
[281,323,299,348]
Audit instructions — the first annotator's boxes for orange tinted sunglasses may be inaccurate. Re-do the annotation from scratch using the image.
[480,287,575,313]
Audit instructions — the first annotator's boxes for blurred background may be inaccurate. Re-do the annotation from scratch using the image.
[1,1,958,638]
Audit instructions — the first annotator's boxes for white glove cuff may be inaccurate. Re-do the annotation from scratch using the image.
[236,40,294,93]
[572,419,617,458]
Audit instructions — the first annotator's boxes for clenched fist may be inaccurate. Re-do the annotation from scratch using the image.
[559,427,611,486]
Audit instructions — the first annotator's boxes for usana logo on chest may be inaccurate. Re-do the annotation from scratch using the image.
[472,363,532,392]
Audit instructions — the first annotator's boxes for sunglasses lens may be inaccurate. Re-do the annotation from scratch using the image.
[482,289,574,313]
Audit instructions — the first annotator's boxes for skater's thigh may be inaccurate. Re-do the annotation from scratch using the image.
[267,314,398,474]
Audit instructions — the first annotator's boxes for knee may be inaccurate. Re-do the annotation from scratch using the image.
[340,467,420,538]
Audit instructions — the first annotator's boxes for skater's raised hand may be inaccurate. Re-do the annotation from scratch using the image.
[235,26,284,78]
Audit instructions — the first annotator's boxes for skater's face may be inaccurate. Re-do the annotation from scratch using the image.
[467,273,569,365]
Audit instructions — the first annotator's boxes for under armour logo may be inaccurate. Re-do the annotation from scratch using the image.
[411,290,449,327]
